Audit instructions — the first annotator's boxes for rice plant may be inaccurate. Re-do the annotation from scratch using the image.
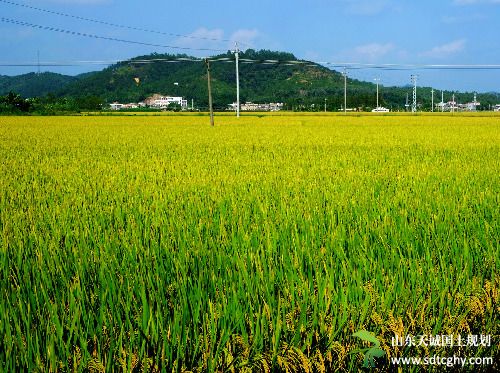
[0,113,498,372]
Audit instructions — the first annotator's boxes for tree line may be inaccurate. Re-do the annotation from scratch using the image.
[0,92,102,114]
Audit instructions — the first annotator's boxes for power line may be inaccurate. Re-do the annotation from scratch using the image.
[318,61,500,70]
[0,57,314,67]
[2,50,500,74]
[0,17,226,53]
[0,61,132,67]
[2,13,500,70]
[4,56,500,72]
[0,0,240,45]
[2,1,498,74]
[2,4,500,72]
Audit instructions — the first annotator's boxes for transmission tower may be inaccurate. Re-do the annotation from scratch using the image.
[410,75,417,113]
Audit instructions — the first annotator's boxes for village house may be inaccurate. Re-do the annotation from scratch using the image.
[436,94,480,112]
[109,102,124,110]
[228,102,283,112]
[109,94,188,110]
[145,94,188,110]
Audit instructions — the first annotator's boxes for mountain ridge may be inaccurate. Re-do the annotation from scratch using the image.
[2,50,499,110]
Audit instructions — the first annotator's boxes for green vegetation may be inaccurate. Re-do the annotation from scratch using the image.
[0,72,78,98]
[0,91,103,114]
[59,50,500,110]
[2,50,500,111]
[0,114,498,372]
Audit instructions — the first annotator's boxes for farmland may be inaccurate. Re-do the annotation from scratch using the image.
[0,114,498,372]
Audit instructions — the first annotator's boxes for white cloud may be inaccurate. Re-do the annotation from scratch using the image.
[185,28,225,42]
[353,42,395,60]
[442,13,486,23]
[332,42,398,64]
[420,39,466,59]
[229,29,260,49]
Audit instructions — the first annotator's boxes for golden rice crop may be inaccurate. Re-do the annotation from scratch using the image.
[0,113,498,372]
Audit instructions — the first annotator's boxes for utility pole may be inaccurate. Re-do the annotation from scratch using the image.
[441,90,444,112]
[411,74,417,113]
[374,77,380,109]
[343,69,347,114]
[37,50,40,75]
[234,42,240,118]
[205,58,214,126]
[431,89,434,112]
[324,98,327,112]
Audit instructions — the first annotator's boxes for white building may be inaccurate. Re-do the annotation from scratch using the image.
[371,107,390,112]
[436,100,480,112]
[437,94,480,112]
[110,96,188,111]
[463,101,480,111]
[464,93,480,111]
[228,102,283,112]
[109,102,142,110]
[148,95,188,110]
[122,103,139,109]
[109,102,124,110]
[494,104,500,112]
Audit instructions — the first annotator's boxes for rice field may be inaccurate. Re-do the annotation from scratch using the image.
[0,113,498,372]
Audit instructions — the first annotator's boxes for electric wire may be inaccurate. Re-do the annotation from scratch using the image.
[0,17,227,53]
[3,56,500,71]
[0,0,243,45]
[2,15,500,71]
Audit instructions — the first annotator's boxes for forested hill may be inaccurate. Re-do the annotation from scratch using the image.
[0,72,78,98]
[58,49,357,110]
[2,50,499,110]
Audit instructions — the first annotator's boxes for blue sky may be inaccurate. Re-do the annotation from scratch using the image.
[1,0,500,92]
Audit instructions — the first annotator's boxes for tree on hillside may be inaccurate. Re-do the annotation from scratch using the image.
[0,92,31,113]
